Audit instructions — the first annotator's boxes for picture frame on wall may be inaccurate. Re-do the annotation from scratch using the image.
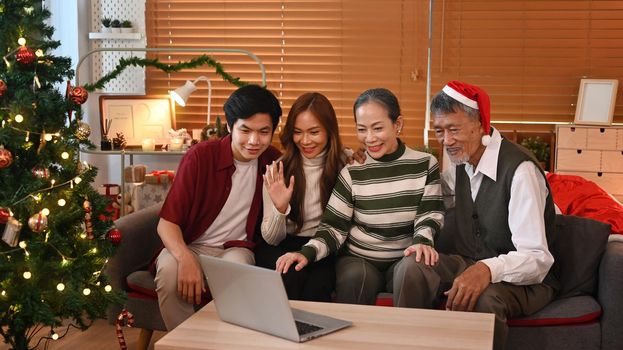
[99,95,176,147]
[574,79,618,126]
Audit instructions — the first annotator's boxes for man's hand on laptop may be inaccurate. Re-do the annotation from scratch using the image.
[177,253,206,304]
[276,252,308,274]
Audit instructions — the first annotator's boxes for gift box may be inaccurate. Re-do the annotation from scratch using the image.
[144,170,175,185]
[98,184,121,220]
[98,183,121,197]
[126,182,171,211]
[124,165,147,183]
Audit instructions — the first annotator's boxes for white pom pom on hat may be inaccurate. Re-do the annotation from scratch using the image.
[442,81,491,146]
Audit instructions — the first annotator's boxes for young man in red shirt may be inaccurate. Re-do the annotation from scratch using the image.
[155,85,282,330]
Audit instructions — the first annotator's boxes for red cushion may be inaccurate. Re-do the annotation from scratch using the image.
[547,173,623,235]
[374,293,602,327]
[506,296,602,327]
[375,293,393,307]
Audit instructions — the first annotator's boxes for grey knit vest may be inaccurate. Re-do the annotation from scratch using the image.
[453,139,557,270]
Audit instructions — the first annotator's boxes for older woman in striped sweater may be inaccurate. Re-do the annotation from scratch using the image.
[276,88,445,306]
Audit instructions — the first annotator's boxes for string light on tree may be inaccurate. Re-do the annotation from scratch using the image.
[0,3,124,347]
[83,288,91,296]
[104,285,112,293]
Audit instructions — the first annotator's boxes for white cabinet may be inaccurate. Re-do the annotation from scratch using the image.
[555,125,623,201]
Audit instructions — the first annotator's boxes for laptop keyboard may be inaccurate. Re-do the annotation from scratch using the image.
[295,320,323,335]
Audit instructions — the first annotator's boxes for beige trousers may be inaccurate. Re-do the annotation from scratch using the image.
[155,244,254,330]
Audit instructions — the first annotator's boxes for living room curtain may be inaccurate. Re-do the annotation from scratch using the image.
[430,0,623,126]
[145,0,623,149]
[145,0,430,149]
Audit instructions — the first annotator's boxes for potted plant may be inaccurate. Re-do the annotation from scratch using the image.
[101,17,112,33]
[121,20,133,33]
[520,136,550,170]
[111,19,121,33]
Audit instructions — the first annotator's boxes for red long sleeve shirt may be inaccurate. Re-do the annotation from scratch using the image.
[159,135,281,249]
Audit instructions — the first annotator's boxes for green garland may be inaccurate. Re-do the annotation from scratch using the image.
[84,55,247,91]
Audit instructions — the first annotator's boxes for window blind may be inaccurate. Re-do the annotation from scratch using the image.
[145,0,430,149]
[430,0,623,126]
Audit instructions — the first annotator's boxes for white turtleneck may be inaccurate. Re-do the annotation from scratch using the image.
[261,152,326,245]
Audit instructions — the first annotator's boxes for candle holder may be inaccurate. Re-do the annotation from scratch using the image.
[141,138,156,152]
[169,136,184,151]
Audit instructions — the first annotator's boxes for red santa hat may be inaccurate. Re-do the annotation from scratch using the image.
[442,81,492,146]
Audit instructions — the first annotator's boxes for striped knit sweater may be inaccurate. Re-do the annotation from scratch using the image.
[300,141,445,269]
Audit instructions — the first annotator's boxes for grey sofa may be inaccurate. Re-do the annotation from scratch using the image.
[106,204,623,350]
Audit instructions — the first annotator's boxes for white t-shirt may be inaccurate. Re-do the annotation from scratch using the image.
[194,159,258,247]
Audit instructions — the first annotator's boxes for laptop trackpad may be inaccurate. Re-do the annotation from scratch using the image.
[292,307,352,340]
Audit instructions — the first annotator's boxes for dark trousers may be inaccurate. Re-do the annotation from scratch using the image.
[392,254,555,350]
[255,235,336,302]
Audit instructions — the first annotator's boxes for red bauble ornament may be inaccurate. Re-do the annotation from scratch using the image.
[15,46,36,65]
[107,228,122,245]
[0,207,10,224]
[69,86,89,105]
[0,146,13,169]
[0,80,7,97]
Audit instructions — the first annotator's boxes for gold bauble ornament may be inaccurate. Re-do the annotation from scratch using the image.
[28,212,48,233]
[75,121,91,141]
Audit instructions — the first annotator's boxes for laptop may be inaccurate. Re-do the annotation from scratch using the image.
[199,255,352,342]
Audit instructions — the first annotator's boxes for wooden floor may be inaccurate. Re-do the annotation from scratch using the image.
[0,319,166,350]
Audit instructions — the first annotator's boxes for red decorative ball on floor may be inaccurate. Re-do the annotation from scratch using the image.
[107,228,122,245]
[16,46,36,65]
[0,146,13,169]
[69,86,89,105]
[0,80,7,97]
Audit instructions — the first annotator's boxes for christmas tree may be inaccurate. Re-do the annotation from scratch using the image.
[0,1,122,349]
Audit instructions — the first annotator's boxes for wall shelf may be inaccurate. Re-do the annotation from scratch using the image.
[88,32,142,40]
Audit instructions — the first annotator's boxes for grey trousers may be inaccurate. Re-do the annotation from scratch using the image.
[392,253,555,350]
[334,255,414,305]
[155,245,254,330]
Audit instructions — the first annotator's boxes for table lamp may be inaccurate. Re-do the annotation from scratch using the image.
[170,76,212,125]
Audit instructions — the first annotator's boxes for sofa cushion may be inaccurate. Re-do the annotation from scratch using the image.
[507,295,601,327]
[551,215,610,298]
[127,270,158,299]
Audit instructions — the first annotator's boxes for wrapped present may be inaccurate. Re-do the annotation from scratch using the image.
[145,170,175,185]
[124,164,147,183]
[126,181,171,211]
[98,183,121,197]
[98,184,121,220]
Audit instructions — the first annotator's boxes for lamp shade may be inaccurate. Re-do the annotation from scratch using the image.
[170,80,198,107]
[170,76,212,125]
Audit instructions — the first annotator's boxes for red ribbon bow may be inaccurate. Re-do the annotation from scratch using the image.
[149,170,175,184]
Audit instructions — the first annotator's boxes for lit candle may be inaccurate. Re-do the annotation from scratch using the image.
[141,138,156,152]
[169,136,184,151]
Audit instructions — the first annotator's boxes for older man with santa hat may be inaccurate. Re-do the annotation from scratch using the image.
[392,81,558,350]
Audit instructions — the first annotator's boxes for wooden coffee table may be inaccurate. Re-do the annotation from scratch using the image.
[155,300,494,350]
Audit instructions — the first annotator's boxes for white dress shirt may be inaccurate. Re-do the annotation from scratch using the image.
[442,129,554,285]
